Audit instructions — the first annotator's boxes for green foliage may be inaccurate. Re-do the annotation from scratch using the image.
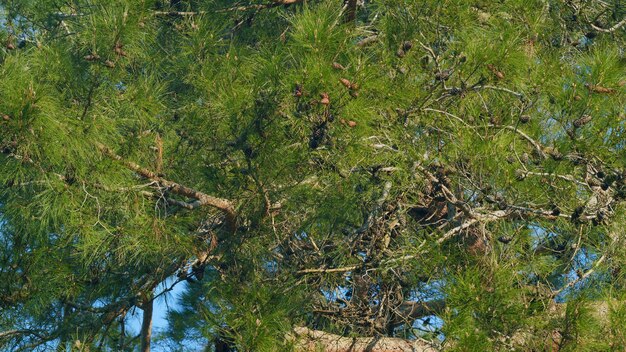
[0,0,625,351]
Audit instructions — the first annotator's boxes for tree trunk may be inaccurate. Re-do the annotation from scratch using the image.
[140,300,153,352]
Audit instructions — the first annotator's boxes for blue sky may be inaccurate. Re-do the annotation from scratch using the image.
[128,276,187,339]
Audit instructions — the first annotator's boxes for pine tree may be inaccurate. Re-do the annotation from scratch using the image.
[0,0,625,351]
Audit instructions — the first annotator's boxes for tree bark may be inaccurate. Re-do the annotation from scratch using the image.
[291,327,438,352]
[140,300,153,352]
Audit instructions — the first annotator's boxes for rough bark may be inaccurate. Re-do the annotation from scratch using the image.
[291,327,438,352]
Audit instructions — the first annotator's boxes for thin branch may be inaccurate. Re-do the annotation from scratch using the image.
[80,78,99,121]
[590,17,626,33]
[153,11,207,16]
[474,85,525,99]
[97,143,236,231]
[422,108,475,130]
[552,251,608,297]
[356,35,379,47]
[0,329,45,340]
[297,264,360,274]
[437,218,478,244]
[519,170,588,187]
[394,299,447,323]
[506,204,570,219]
[354,181,392,235]
[477,124,546,158]
[437,210,507,244]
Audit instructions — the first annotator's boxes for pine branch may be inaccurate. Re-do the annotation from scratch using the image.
[474,85,525,99]
[516,170,588,187]
[551,236,613,297]
[96,143,237,232]
[0,329,45,340]
[394,299,447,324]
[152,0,304,16]
[484,125,547,158]
[355,181,392,235]
[414,163,473,216]
[297,264,360,274]
[152,11,207,16]
[590,17,626,33]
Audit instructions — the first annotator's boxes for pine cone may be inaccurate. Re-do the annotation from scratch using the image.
[435,69,452,81]
[114,41,127,57]
[320,92,330,105]
[521,152,529,164]
[332,62,345,70]
[585,83,615,94]
[309,122,328,149]
[573,114,592,127]
[339,78,352,89]
[487,64,504,79]
[294,84,303,97]
[84,54,101,61]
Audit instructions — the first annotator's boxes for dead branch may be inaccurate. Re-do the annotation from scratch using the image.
[590,17,626,33]
[297,264,360,274]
